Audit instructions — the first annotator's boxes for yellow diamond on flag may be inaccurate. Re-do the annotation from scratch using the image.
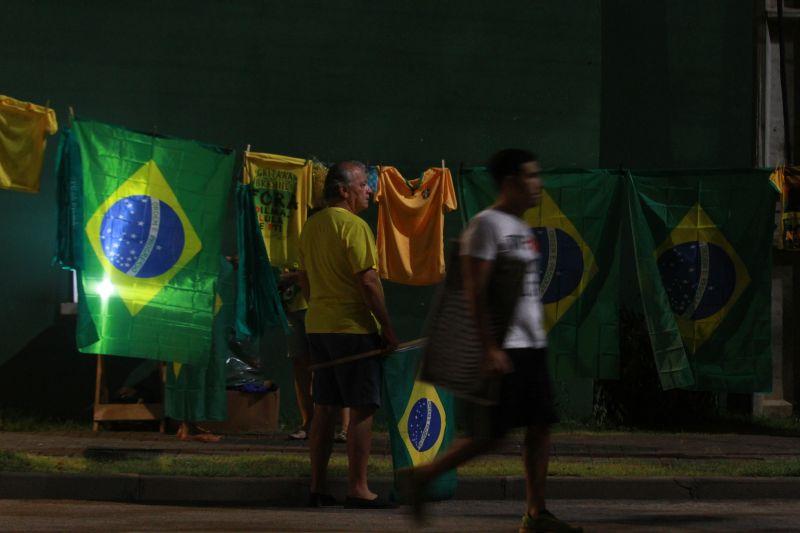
[398,380,446,465]
[655,203,750,353]
[85,160,202,316]
[523,190,598,331]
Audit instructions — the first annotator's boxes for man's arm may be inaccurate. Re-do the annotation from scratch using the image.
[356,268,399,351]
[461,255,513,375]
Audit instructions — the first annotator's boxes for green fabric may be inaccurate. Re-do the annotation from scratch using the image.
[457,168,622,381]
[235,183,288,340]
[72,118,234,365]
[54,128,83,271]
[164,257,233,422]
[627,170,776,392]
[457,167,496,227]
[382,346,456,501]
[623,173,693,389]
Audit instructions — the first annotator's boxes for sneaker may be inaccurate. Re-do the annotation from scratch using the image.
[519,510,582,533]
[334,430,347,443]
[288,428,308,440]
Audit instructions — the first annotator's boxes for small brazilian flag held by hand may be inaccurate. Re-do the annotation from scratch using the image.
[383,346,456,501]
[72,119,234,364]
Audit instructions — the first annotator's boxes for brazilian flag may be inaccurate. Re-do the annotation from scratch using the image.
[383,347,456,501]
[627,170,777,392]
[164,256,234,422]
[71,119,234,364]
[457,168,622,380]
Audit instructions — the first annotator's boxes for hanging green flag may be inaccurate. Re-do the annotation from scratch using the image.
[457,168,622,380]
[627,170,777,392]
[234,182,288,339]
[165,256,233,422]
[457,166,497,226]
[72,119,234,364]
[383,346,456,501]
[524,170,622,380]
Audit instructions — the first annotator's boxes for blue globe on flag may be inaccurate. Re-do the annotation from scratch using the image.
[407,398,442,452]
[531,227,584,304]
[100,195,185,278]
[657,241,736,320]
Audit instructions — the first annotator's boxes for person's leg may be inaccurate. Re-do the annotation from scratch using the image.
[292,353,313,431]
[340,407,350,432]
[414,435,494,483]
[309,403,337,494]
[523,424,550,516]
[346,404,376,499]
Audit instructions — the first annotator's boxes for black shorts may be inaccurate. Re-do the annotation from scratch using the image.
[467,347,559,439]
[307,333,383,408]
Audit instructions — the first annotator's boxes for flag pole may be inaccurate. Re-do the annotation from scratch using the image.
[308,338,426,371]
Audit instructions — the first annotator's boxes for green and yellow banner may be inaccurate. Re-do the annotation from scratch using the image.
[70,119,234,364]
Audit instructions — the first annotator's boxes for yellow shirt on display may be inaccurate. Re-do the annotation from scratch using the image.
[0,95,58,193]
[299,207,379,334]
[243,152,312,270]
[375,166,457,285]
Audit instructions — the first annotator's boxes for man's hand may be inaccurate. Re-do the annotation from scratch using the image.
[483,346,513,376]
[381,326,400,352]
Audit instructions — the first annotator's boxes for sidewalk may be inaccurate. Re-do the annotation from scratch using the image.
[3,429,800,504]
[3,428,800,460]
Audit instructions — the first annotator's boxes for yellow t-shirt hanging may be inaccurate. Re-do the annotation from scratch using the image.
[375,166,457,285]
[243,152,312,270]
[0,95,58,193]
[310,159,328,209]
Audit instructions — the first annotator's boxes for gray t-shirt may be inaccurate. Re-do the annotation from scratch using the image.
[460,208,547,349]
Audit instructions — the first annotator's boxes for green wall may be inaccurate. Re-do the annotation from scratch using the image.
[600,0,755,168]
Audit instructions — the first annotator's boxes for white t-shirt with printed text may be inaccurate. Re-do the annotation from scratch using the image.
[460,208,547,349]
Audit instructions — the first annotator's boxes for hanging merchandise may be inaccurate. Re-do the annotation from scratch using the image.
[243,152,312,271]
[626,170,777,392]
[68,118,234,365]
[0,94,58,193]
[456,168,623,382]
[235,182,289,339]
[375,165,457,285]
[310,158,329,209]
[770,166,800,250]
[165,256,234,423]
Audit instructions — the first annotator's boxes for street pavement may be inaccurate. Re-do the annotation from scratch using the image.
[3,498,800,531]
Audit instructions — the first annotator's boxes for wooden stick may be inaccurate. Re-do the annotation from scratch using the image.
[308,338,425,371]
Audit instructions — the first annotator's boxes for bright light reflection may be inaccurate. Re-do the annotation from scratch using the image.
[95,275,116,301]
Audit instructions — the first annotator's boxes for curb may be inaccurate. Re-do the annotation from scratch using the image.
[4,473,800,504]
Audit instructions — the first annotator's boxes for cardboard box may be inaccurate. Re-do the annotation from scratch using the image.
[204,389,279,434]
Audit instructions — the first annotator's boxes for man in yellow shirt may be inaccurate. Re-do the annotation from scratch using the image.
[298,161,398,509]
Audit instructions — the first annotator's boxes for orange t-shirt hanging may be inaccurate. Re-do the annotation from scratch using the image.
[375,166,457,285]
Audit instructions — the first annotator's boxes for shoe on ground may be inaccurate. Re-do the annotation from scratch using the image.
[307,492,338,507]
[334,430,347,443]
[344,495,397,509]
[288,428,308,440]
[520,510,582,532]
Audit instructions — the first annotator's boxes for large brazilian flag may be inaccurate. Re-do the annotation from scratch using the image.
[71,119,234,364]
[458,168,622,380]
[383,347,456,501]
[627,170,777,392]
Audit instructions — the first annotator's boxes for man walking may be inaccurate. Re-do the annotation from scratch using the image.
[403,149,581,532]
[298,161,398,508]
